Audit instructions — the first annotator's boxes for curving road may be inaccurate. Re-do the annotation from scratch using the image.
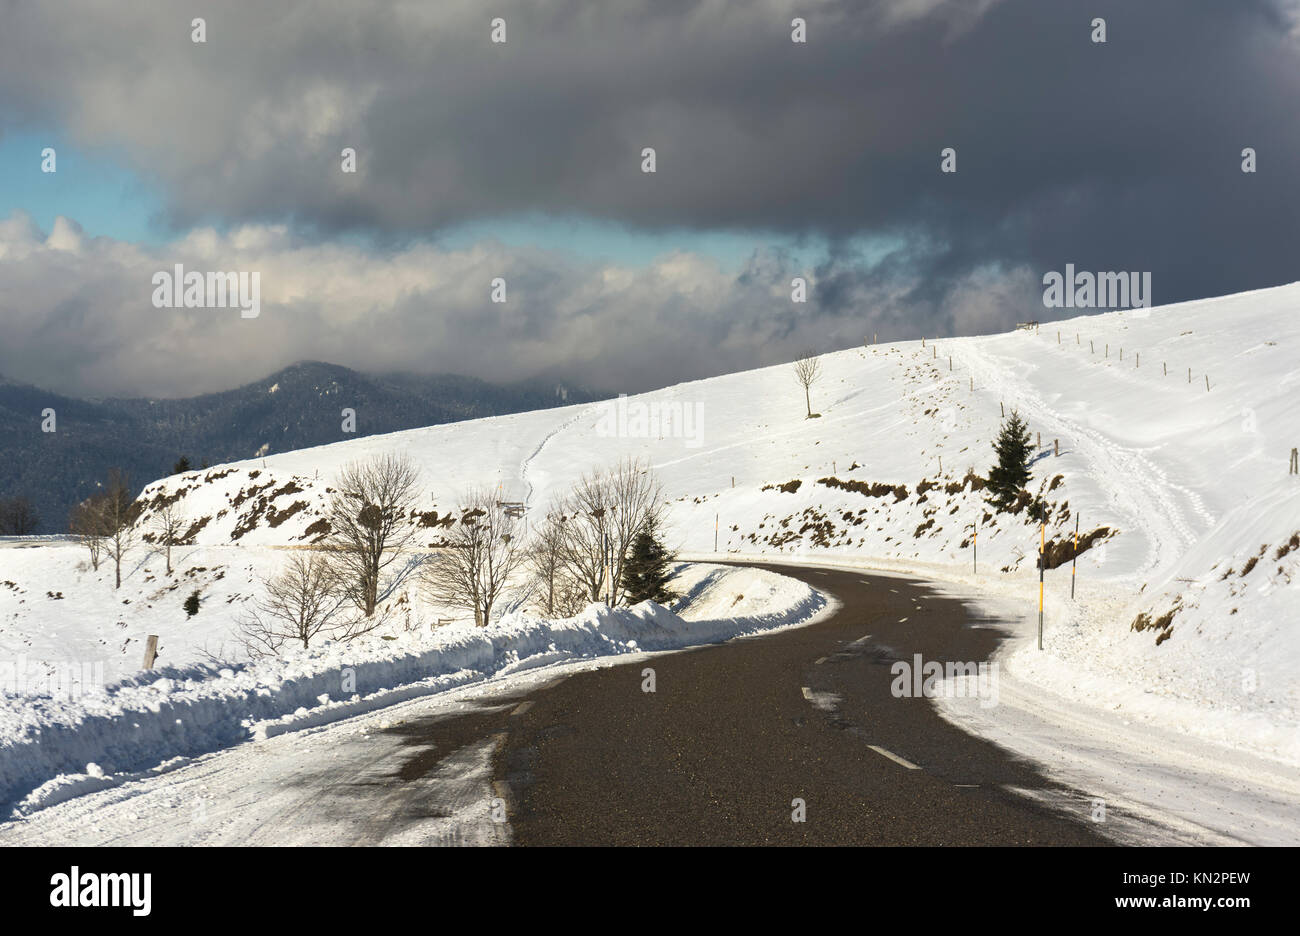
[493,562,1114,846]
[0,562,1128,846]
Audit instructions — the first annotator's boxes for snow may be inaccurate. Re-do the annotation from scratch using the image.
[0,562,826,815]
[2,281,1299,837]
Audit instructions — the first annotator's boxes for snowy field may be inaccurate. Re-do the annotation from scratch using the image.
[2,282,1299,837]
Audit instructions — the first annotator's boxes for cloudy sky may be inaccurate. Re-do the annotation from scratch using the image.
[1,0,1298,399]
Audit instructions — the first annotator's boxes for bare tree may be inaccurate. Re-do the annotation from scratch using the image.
[324,453,423,617]
[423,488,526,627]
[793,350,822,418]
[237,553,349,657]
[556,458,664,606]
[151,499,187,575]
[525,507,588,618]
[100,470,140,589]
[69,496,107,571]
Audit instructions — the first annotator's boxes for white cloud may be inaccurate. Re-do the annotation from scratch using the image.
[0,213,1035,399]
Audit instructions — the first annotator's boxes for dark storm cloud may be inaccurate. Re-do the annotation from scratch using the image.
[1,0,1298,395]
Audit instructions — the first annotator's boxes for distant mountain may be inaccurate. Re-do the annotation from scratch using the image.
[0,362,600,532]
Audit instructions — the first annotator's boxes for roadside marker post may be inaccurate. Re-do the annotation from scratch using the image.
[714,513,719,553]
[1038,523,1045,650]
[1071,512,1079,599]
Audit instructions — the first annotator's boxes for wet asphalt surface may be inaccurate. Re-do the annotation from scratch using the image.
[384,561,1116,846]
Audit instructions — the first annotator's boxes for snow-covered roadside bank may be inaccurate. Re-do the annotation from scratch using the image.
[929,584,1300,846]
[0,562,828,821]
[0,664,566,847]
[686,552,1300,845]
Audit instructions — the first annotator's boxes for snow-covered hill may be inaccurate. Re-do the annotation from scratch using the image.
[2,282,1298,800]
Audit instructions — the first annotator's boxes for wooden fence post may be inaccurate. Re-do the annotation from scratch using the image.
[1054,439,1059,457]
[142,635,159,671]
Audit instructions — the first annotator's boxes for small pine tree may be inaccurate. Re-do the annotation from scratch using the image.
[172,456,192,475]
[184,590,201,617]
[621,519,675,605]
[986,410,1033,512]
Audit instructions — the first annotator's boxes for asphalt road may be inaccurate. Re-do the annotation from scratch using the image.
[0,561,1120,846]
[484,562,1113,846]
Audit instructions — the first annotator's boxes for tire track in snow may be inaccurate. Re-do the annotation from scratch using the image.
[961,338,1207,581]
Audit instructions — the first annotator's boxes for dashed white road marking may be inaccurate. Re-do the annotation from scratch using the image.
[868,745,920,770]
[801,687,814,700]
[814,657,828,665]
[510,701,534,717]
[898,617,909,623]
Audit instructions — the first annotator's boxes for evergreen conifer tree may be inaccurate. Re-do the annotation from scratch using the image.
[987,410,1034,511]
[621,518,675,605]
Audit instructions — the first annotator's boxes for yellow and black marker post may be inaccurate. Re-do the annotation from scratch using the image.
[1038,522,1045,650]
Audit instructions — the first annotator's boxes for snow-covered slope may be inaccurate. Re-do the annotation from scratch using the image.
[2,282,1298,779]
